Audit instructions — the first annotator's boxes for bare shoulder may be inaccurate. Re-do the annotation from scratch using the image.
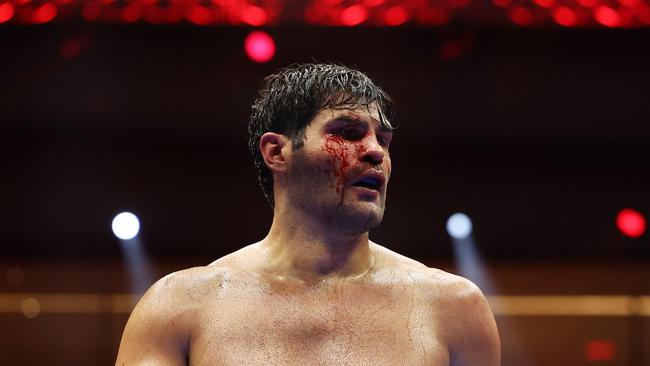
[115,265,232,365]
[371,242,500,365]
[146,265,230,308]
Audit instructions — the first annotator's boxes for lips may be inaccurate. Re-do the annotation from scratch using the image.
[351,172,385,192]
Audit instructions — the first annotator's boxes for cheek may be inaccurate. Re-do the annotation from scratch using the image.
[322,136,357,173]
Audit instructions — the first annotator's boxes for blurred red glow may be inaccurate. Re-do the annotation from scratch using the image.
[60,39,81,59]
[533,0,555,8]
[244,31,275,63]
[594,6,621,26]
[451,0,471,7]
[553,6,577,26]
[242,5,267,25]
[82,3,100,21]
[509,6,533,25]
[493,0,511,8]
[364,0,386,6]
[618,0,639,7]
[384,6,408,25]
[420,7,449,25]
[122,3,143,23]
[341,5,367,25]
[143,5,162,23]
[187,5,212,25]
[0,2,15,23]
[578,0,597,7]
[640,5,650,24]
[32,2,56,23]
[585,340,616,361]
[440,41,462,60]
[616,208,646,238]
[165,6,183,23]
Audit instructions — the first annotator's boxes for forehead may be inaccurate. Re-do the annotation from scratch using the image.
[310,103,392,130]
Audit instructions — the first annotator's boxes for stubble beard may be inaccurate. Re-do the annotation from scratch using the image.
[286,149,386,236]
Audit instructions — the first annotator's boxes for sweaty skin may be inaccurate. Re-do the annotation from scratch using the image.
[116,104,500,366]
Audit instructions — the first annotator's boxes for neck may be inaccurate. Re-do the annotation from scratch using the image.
[258,203,376,285]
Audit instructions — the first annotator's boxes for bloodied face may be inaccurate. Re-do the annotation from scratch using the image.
[285,103,393,234]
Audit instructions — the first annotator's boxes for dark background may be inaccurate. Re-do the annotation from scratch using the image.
[2,25,649,261]
[1,15,650,366]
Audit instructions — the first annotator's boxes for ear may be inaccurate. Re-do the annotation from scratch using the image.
[259,132,290,174]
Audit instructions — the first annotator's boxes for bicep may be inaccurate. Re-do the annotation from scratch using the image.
[447,284,501,366]
[115,285,190,366]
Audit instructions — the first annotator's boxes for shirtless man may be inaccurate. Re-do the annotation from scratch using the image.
[116,63,500,366]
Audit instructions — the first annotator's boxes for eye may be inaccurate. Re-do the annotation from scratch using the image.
[377,133,392,147]
[333,127,363,140]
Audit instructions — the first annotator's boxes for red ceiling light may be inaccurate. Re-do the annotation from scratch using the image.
[340,4,367,25]
[585,340,616,362]
[241,5,268,25]
[509,6,534,25]
[32,2,56,23]
[81,3,100,21]
[384,5,408,25]
[0,2,15,23]
[578,0,598,7]
[187,5,212,25]
[616,208,646,238]
[244,31,275,63]
[553,6,577,26]
[533,0,556,8]
[640,5,650,24]
[594,6,621,26]
[493,0,511,7]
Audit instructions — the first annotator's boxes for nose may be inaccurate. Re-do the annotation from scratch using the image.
[359,134,384,166]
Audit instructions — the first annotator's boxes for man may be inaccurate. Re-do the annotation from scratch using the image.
[116,63,500,365]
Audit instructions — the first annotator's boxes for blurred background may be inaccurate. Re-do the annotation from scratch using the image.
[1,0,650,364]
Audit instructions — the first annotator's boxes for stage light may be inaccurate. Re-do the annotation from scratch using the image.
[585,340,616,362]
[446,213,473,239]
[21,298,40,319]
[509,6,534,25]
[81,3,100,21]
[32,2,57,24]
[112,212,141,240]
[578,0,597,6]
[341,5,367,25]
[0,2,15,23]
[594,6,621,27]
[553,6,577,26]
[187,5,212,25]
[242,5,267,26]
[616,208,646,238]
[244,31,275,63]
[533,0,555,8]
[384,6,408,26]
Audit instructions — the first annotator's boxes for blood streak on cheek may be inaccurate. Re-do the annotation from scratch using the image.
[322,135,357,202]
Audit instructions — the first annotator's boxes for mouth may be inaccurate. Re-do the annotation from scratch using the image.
[350,172,385,192]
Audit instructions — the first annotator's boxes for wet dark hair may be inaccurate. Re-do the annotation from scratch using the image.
[248,63,394,208]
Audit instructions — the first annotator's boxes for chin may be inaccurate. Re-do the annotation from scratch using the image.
[336,201,385,234]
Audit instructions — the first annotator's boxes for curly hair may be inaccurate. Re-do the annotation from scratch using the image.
[248,63,394,208]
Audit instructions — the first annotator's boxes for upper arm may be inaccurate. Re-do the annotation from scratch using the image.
[115,276,192,366]
[445,279,501,366]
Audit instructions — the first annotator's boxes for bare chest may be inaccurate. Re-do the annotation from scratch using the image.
[188,283,450,366]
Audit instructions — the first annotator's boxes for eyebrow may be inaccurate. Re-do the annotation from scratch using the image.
[330,115,394,133]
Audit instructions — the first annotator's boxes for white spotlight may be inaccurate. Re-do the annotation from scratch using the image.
[112,212,140,240]
[446,212,473,239]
